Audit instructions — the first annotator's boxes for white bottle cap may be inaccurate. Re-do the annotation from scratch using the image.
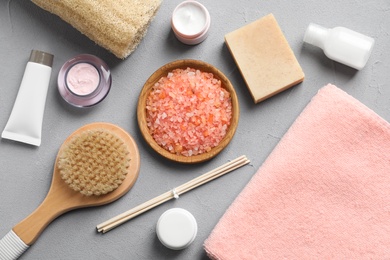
[156,208,198,250]
[303,23,328,49]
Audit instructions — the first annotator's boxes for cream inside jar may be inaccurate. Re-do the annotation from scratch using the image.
[66,62,100,96]
[58,54,111,107]
[171,0,210,45]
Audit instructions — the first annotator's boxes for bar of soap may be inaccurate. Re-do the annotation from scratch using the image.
[225,13,304,103]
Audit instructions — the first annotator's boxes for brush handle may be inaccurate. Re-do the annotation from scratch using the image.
[0,191,70,259]
[0,230,29,260]
[12,190,71,246]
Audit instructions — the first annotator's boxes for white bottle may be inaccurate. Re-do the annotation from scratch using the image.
[2,50,53,146]
[304,23,374,70]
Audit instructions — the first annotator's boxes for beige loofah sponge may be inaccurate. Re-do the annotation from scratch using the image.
[57,128,131,196]
[32,0,162,59]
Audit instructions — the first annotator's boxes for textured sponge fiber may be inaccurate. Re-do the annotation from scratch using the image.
[58,128,131,196]
[32,0,162,59]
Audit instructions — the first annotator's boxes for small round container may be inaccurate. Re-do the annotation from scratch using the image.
[171,0,210,45]
[156,208,198,250]
[58,54,112,107]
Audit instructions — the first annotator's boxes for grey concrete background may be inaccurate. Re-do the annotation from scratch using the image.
[0,1,389,259]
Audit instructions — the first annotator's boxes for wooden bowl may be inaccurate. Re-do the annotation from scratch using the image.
[137,59,239,164]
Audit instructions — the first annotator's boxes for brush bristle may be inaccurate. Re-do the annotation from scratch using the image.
[58,128,131,196]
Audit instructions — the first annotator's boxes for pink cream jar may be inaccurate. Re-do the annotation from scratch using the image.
[171,0,211,45]
[58,54,112,107]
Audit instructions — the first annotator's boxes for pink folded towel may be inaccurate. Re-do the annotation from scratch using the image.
[204,84,390,259]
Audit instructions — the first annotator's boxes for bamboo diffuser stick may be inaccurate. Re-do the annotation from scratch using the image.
[97,155,250,233]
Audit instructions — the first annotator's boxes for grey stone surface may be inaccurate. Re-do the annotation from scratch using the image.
[0,1,389,259]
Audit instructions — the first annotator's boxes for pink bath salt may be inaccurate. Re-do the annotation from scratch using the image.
[146,67,232,156]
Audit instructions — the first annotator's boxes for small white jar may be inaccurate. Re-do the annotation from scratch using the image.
[171,0,211,45]
[156,208,198,250]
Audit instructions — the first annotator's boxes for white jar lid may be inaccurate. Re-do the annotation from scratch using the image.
[156,208,198,250]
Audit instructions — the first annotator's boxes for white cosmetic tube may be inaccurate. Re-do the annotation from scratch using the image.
[2,50,54,146]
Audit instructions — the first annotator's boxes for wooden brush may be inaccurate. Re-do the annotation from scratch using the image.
[0,122,140,259]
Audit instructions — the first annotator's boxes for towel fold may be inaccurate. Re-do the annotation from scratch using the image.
[204,84,390,259]
[32,0,162,59]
